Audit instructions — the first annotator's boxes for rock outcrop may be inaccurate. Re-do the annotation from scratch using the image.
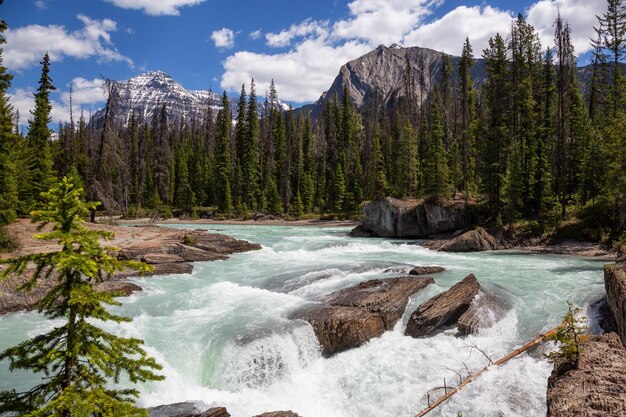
[148,402,229,417]
[0,220,261,315]
[291,277,434,356]
[456,289,511,335]
[405,274,480,337]
[546,332,626,417]
[409,266,445,276]
[424,227,508,252]
[351,198,467,238]
[253,412,300,417]
[604,263,626,347]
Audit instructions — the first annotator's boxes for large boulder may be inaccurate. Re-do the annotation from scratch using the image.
[604,263,626,347]
[409,266,445,276]
[291,277,434,356]
[546,332,626,417]
[456,289,512,335]
[148,403,230,417]
[351,198,467,238]
[425,227,508,252]
[405,274,480,337]
[253,412,300,417]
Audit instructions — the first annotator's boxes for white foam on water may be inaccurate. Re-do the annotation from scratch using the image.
[0,224,608,417]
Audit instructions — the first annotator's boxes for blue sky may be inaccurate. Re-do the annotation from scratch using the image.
[3,0,606,125]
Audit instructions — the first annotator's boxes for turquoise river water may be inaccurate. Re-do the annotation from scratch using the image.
[0,225,610,417]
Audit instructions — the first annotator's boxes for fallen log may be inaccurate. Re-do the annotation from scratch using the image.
[414,326,559,417]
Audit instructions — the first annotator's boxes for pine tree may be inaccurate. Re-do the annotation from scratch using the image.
[0,14,18,225]
[243,80,260,210]
[595,0,626,117]
[0,176,163,416]
[423,91,450,200]
[215,92,233,214]
[331,163,346,212]
[533,48,555,219]
[481,33,511,217]
[458,37,476,193]
[22,52,56,209]
[554,13,576,217]
[368,131,387,199]
[398,121,418,197]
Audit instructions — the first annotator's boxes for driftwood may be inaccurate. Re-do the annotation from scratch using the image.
[414,327,559,417]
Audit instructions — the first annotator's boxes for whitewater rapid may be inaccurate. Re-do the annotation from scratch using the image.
[0,225,608,417]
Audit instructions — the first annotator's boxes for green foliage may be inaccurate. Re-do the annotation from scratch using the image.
[547,301,588,365]
[0,176,163,416]
[0,225,16,252]
[21,53,56,210]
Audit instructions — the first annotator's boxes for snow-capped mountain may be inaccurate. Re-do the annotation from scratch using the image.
[91,71,290,127]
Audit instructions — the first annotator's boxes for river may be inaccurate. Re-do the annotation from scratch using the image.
[0,224,609,417]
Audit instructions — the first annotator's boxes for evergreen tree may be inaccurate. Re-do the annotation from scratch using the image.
[243,80,260,210]
[533,48,555,219]
[458,37,476,193]
[368,131,387,199]
[423,91,450,200]
[22,52,56,209]
[214,93,233,214]
[595,0,626,117]
[0,176,163,416]
[481,33,510,217]
[0,13,18,225]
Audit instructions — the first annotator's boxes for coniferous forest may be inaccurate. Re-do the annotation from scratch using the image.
[1,3,626,247]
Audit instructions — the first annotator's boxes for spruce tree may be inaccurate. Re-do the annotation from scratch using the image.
[0,176,163,416]
[423,91,450,200]
[22,52,56,210]
[243,80,260,210]
[481,33,510,217]
[369,132,387,200]
[458,37,476,193]
[215,92,233,214]
[0,13,18,225]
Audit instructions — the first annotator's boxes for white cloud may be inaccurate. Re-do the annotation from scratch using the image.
[221,37,370,103]
[526,0,606,56]
[403,5,513,55]
[211,28,235,49]
[10,78,106,126]
[34,0,48,10]
[102,0,206,16]
[249,29,262,40]
[333,0,439,46]
[4,14,132,71]
[219,0,606,103]
[265,19,328,48]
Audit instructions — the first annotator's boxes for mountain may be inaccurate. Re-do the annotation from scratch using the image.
[91,71,289,127]
[308,44,487,119]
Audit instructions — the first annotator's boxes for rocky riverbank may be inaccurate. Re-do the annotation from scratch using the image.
[352,199,616,258]
[546,261,626,416]
[0,219,261,315]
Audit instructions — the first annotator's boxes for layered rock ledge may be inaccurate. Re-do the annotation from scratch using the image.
[404,274,510,337]
[405,274,480,337]
[546,332,626,417]
[147,403,300,417]
[604,263,626,346]
[290,276,434,356]
[350,197,468,238]
[0,219,261,315]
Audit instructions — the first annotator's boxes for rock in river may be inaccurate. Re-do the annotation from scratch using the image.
[351,197,467,238]
[291,277,434,356]
[546,332,626,417]
[409,266,445,276]
[405,274,480,337]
